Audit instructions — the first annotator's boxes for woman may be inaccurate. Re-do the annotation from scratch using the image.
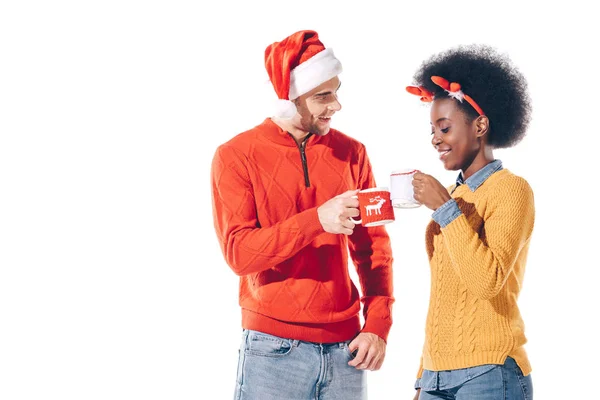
[406,45,535,399]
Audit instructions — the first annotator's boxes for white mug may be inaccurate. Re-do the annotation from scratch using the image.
[390,169,422,208]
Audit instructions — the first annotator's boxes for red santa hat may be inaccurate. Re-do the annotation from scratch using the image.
[264,30,343,119]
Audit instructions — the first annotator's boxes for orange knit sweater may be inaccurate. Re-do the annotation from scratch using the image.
[418,169,535,377]
[211,119,394,343]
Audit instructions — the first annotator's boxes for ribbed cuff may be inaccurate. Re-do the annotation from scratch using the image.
[361,317,392,343]
[294,207,325,238]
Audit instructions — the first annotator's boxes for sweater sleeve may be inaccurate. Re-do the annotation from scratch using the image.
[211,144,325,276]
[347,147,394,342]
[440,176,535,300]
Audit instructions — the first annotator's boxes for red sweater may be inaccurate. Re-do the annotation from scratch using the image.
[211,118,394,343]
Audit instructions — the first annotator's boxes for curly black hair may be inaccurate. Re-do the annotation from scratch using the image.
[412,44,532,149]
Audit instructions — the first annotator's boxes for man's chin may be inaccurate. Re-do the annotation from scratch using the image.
[310,124,331,136]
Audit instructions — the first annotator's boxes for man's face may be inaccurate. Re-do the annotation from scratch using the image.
[293,76,342,136]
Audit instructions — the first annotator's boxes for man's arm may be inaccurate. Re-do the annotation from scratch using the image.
[346,148,394,371]
[211,144,324,276]
[349,223,394,340]
[348,149,394,340]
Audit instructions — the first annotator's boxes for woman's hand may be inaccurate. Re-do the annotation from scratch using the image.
[412,172,451,211]
[413,388,421,400]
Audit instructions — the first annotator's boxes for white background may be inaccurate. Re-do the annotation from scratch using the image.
[1,1,598,399]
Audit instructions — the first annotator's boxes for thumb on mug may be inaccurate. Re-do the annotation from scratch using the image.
[336,189,360,198]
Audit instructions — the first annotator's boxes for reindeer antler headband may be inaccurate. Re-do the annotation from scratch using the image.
[406,76,485,116]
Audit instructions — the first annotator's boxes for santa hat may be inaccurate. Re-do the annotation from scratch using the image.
[265,30,343,119]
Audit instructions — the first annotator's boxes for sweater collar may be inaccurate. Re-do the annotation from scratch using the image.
[260,118,322,147]
[456,159,503,192]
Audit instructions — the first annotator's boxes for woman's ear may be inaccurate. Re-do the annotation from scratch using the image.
[475,115,490,138]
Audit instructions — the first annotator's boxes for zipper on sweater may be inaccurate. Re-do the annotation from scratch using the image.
[288,132,312,188]
[299,140,310,187]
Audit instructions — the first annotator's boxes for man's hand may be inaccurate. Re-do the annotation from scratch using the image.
[347,332,386,371]
[317,189,360,235]
[412,172,451,211]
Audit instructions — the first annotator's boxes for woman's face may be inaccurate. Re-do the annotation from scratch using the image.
[430,97,482,172]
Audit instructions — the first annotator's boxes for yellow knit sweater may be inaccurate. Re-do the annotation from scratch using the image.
[418,169,535,377]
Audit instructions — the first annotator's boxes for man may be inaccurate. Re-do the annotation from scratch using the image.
[211,30,394,400]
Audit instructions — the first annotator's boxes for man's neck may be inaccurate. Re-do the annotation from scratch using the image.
[272,117,310,145]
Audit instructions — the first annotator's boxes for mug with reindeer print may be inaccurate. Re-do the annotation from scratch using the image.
[348,187,395,227]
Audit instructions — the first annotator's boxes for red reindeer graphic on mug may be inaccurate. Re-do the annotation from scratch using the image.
[349,187,395,227]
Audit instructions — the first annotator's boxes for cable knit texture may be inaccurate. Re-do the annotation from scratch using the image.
[418,169,534,377]
[211,118,394,343]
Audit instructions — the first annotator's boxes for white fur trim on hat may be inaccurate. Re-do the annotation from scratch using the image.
[288,48,343,100]
[272,99,298,119]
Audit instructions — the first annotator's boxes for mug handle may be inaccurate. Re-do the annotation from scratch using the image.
[349,195,362,224]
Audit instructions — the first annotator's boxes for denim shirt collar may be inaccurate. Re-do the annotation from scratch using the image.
[456,159,503,192]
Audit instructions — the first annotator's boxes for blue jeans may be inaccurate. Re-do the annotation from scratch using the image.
[418,357,533,400]
[234,329,366,400]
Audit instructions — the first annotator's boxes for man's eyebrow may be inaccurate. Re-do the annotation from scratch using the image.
[314,83,341,97]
